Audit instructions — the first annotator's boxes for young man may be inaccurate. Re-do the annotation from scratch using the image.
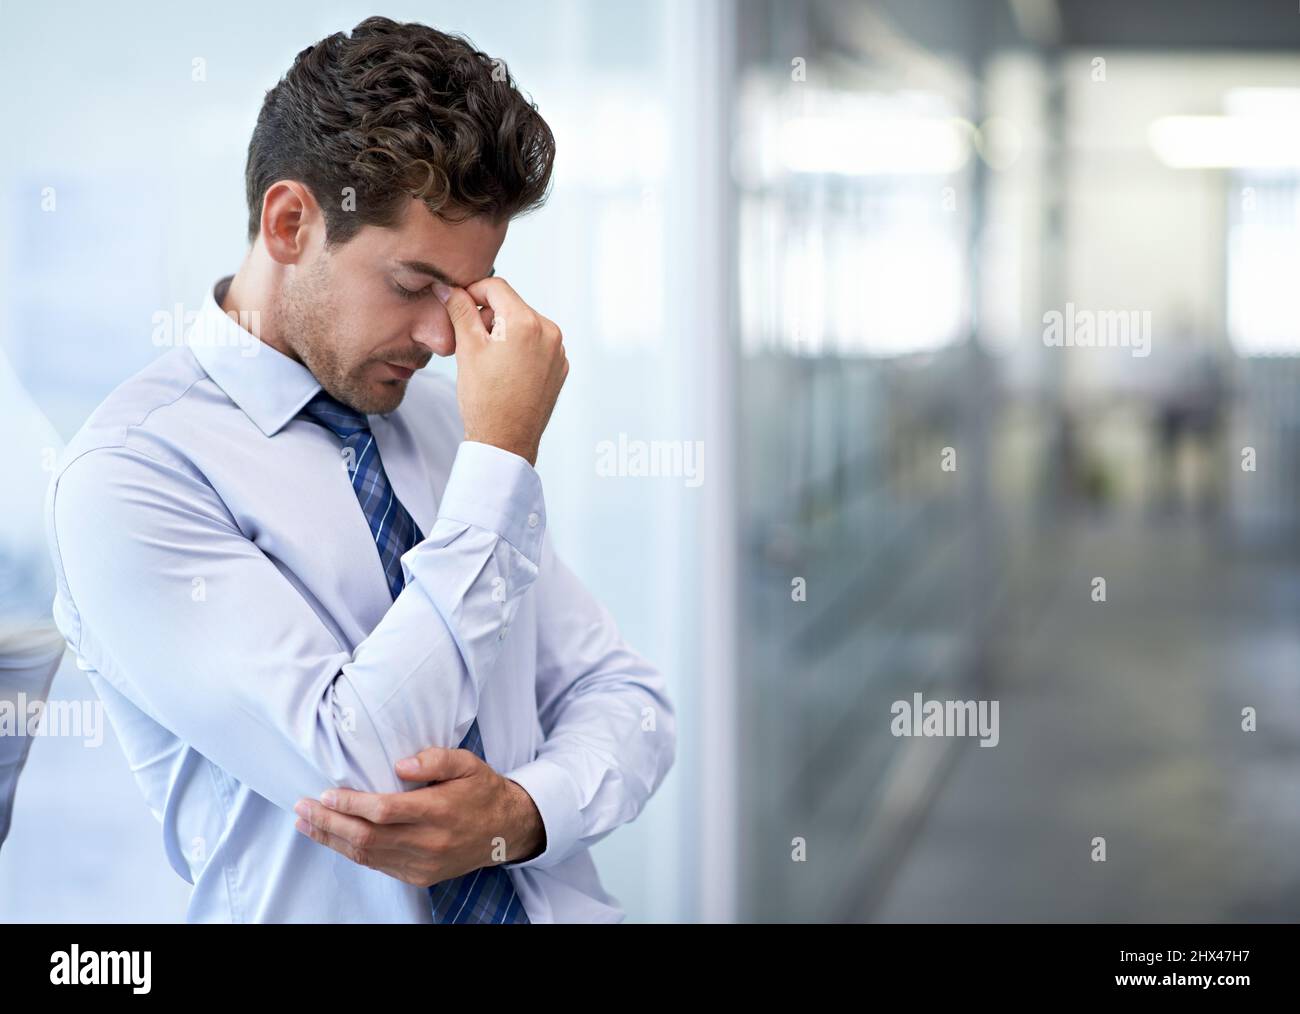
[43,16,675,923]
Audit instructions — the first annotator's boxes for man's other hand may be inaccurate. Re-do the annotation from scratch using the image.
[292,746,545,887]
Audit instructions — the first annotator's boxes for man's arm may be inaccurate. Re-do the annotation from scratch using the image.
[45,436,545,813]
[295,278,673,879]
[499,530,677,871]
[296,529,676,883]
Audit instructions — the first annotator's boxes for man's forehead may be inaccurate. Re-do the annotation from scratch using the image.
[396,259,496,289]
[389,198,506,287]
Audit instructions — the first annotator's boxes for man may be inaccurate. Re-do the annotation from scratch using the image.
[43,16,675,923]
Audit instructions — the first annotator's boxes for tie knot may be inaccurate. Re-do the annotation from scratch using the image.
[299,390,369,440]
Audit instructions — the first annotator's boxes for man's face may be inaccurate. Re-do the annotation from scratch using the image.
[278,198,507,414]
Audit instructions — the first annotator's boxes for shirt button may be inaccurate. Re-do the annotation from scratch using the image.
[527,512,539,528]
[498,626,509,640]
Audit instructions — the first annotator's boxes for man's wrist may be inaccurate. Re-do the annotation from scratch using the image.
[464,431,539,468]
[503,778,546,863]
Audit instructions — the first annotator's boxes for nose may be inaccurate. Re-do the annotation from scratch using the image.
[411,305,456,357]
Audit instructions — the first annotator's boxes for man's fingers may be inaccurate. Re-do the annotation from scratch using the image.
[294,798,380,849]
[294,816,455,888]
[465,276,530,318]
[314,787,419,824]
[395,745,478,783]
[295,815,370,866]
[435,283,490,345]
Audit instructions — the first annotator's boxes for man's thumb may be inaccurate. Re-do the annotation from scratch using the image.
[436,283,487,347]
[395,745,473,782]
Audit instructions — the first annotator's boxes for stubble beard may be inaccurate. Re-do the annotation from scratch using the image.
[279,260,405,416]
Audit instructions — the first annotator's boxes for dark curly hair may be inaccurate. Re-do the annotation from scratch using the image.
[244,16,555,244]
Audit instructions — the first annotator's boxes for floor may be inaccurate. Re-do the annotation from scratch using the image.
[871,513,1300,922]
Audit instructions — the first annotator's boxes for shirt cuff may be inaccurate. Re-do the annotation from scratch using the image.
[435,441,546,562]
[501,756,585,870]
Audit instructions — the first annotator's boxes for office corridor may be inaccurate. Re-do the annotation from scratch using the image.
[872,515,1300,921]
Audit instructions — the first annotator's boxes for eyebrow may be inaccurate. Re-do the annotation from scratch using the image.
[396,260,495,289]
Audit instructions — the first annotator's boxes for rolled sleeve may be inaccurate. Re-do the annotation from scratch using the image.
[434,441,546,563]
[493,532,677,875]
[44,440,549,814]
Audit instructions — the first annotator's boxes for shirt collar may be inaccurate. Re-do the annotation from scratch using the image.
[187,276,322,437]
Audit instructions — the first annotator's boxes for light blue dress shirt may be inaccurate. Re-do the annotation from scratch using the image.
[42,277,676,922]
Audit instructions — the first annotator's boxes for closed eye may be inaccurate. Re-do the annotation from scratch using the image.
[392,280,431,302]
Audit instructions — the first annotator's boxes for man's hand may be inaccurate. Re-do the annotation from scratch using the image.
[292,747,546,887]
[436,276,568,468]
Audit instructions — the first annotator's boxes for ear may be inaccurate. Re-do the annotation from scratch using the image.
[259,180,324,265]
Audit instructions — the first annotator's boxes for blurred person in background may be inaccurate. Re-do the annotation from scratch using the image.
[1150,309,1229,519]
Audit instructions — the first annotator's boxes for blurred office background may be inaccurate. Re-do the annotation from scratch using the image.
[3,0,1300,921]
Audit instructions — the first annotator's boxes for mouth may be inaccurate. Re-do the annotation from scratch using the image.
[381,361,418,380]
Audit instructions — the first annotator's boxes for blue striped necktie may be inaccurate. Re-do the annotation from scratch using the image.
[299,390,530,924]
